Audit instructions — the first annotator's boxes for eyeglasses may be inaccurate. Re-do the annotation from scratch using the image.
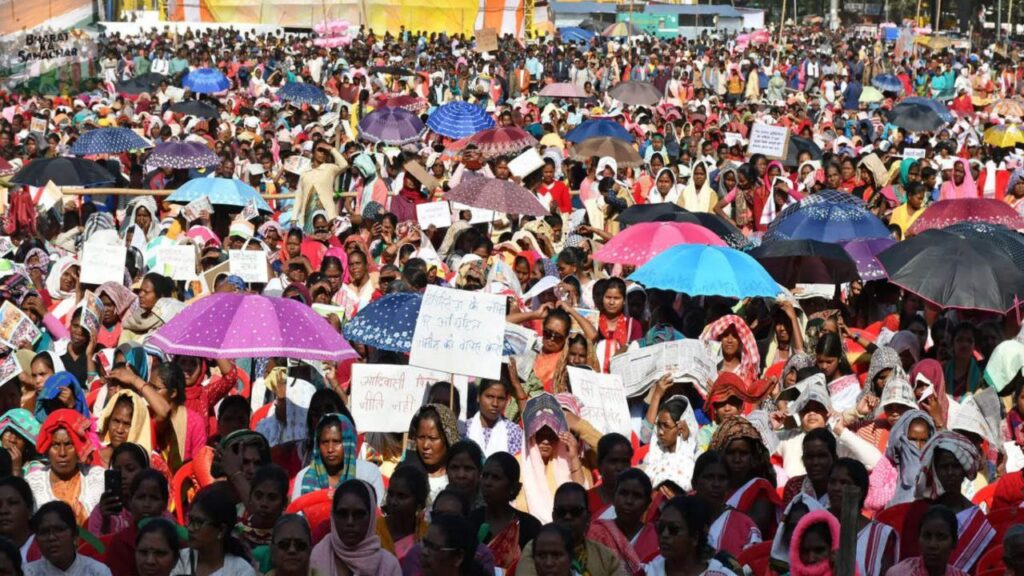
[275,539,309,552]
[553,505,586,519]
[543,329,567,343]
[656,522,685,536]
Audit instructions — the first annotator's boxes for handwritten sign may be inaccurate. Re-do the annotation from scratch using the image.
[409,285,505,379]
[747,123,790,160]
[228,250,269,284]
[568,367,632,436]
[416,201,453,229]
[0,301,40,349]
[155,245,198,281]
[902,147,926,159]
[80,243,126,285]
[475,28,498,53]
[350,364,468,432]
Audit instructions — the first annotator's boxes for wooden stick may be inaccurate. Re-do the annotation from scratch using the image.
[57,187,319,200]
[836,485,860,576]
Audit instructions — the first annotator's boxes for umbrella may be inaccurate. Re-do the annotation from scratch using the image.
[565,119,634,143]
[871,74,904,95]
[771,189,867,229]
[982,125,1024,148]
[602,22,643,37]
[765,199,891,243]
[914,36,954,51]
[461,126,538,158]
[539,82,589,99]
[369,66,414,76]
[166,177,272,212]
[859,86,884,104]
[617,204,749,248]
[628,245,781,299]
[69,127,152,156]
[426,101,495,139]
[907,198,1024,235]
[839,238,896,282]
[749,239,860,288]
[342,292,422,352]
[10,157,114,187]
[902,97,956,123]
[944,221,1024,270]
[570,137,642,167]
[0,158,13,177]
[878,229,1024,312]
[593,222,726,265]
[182,68,230,94]
[116,72,167,95]
[784,136,823,166]
[990,99,1024,118]
[886,101,948,132]
[169,101,218,119]
[609,81,663,106]
[385,94,429,112]
[358,107,425,145]
[445,177,548,217]
[144,142,220,170]
[277,82,328,106]
[149,293,358,361]
[577,19,602,31]
[558,26,596,43]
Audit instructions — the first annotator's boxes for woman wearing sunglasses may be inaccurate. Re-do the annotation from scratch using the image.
[266,515,313,576]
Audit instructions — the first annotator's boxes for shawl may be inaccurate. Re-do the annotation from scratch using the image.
[586,519,644,576]
[45,256,79,323]
[884,557,968,576]
[866,347,903,395]
[706,372,772,421]
[95,281,138,320]
[99,389,153,453]
[782,353,816,384]
[701,315,761,383]
[120,196,161,242]
[467,414,512,458]
[37,408,99,466]
[82,212,116,245]
[939,158,978,200]
[771,493,827,567]
[910,359,950,424]
[521,435,573,524]
[709,415,775,485]
[0,408,40,445]
[916,431,983,500]
[899,158,919,188]
[309,480,402,576]
[300,413,358,496]
[679,166,717,212]
[886,409,935,505]
[642,394,699,490]
[35,372,90,422]
[760,175,800,226]
[789,510,843,576]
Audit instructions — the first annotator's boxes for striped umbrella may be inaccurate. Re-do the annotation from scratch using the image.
[145,142,220,170]
[182,68,230,94]
[601,22,643,37]
[358,107,425,145]
[426,101,495,139]
[69,127,152,156]
[277,82,328,106]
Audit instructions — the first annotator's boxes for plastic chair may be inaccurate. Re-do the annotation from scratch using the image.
[737,541,773,576]
[170,460,196,525]
[976,544,1005,575]
[286,489,333,544]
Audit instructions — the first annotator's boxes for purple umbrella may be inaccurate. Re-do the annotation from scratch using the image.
[149,293,358,362]
[840,238,896,282]
[144,141,220,170]
[444,177,549,217]
[358,106,425,145]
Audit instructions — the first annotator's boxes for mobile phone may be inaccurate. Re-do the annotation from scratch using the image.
[104,469,122,510]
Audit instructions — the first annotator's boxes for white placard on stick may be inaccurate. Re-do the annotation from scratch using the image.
[902,147,926,159]
[80,242,127,285]
[568,367,632,436]
[747,123,790,160]
[409,285,505,379]
[451,201,497,225]
[155,245,198,281]
[416,202,453,229]
[349,364,468,432]
[228,250,269,284]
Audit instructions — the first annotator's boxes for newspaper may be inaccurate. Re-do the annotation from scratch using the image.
[610,339,720,398]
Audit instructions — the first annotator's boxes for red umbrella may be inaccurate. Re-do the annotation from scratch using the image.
[466,126,538,158]
[444,177,548,217]
[385,94,429,112]
[907,198,1024,236]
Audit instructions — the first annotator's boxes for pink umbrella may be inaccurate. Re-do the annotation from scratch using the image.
[593,222,726,266]
[149,293,358,362]
[384,94,429,112]
[539,82,588,99]
[907,198,1024,236]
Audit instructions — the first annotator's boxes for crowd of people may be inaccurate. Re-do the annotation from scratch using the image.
[0,18,1023,576]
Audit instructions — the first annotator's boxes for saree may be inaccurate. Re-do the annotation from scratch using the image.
[483,517,522,570]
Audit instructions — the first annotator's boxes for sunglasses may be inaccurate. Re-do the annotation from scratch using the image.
[543,329,567,343]
[275,539,309,552]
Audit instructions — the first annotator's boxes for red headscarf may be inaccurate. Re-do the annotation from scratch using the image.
[909,359,949,425]
[706,372,772,421]
[37,409,100,466]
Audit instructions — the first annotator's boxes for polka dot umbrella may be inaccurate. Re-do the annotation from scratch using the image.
[144,141,220,171]
[149,293,358,361]
[908,198,1024,236]
[277,82,329,107]
[444,176,548,217]
[69,127,153,156]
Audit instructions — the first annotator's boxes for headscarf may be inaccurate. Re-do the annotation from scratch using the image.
[701,315,761,382]
[939,157,978,200]
[770,493,827,568]
[0,408,40,446]
[782,352,815,386]
[865,346,904,395]
[898,157,919,188]
[788,510,842,576]
[35,372,90,422]
[96,281,138,320]
[708,415,775,484]
[858,153,889,189]
[910,359,950,424]
[644,395,699,491]
[408,404,459,449]
[37,408,99,466]
[760,175,800,226]
[522,400,574,523]
[309,479,402,576]
[121,196,161,241]
[24,248,50,276]
[300,413,358,496]
[916,431,983,500]
[82,212,116,245]
[889,330,921,364]
[99,389,153,453]
[44,256,79,301]
[886,409,935,505]
[706,372,772,421]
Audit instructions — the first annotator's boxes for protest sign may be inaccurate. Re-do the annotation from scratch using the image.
[902,148,926,159]
[451,201,496,225]
[183,196,214,222]
[228,250,269,284]
[155,245,198,281]
[747,123,790,160]
[350,364,468,432]
[409,285,505,379]
[77,291,102,336]
[568,367,632,436]
[475,28,498,52]
[416,202,453,229]
[508,148,545,178]
[80,243,126,285]
[200,260,230,295]
[0,301,40,349]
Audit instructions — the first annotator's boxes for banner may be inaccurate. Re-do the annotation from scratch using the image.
[349,364,468,432]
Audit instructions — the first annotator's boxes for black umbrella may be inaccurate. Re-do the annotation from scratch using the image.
[878,229,1024,313]
[10,157,115,187]
[115,72,167,95]
[749,238,860,288]
[784,136,823,167]
[618,204,749,248]
[577,19,602,32]
[943,221,1024,270]
[168,100,219,118]
[369,66,414,76]
[886,102,948,133]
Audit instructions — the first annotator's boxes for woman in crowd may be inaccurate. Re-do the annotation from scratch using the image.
[644,495,717,576]
[292,412,358,498]
[26,501,110,575]
[446,441,484,508]
[379,465,429,562]
[96,390,152,468]
[25,409,105,526]
[788,509,841,576]
[691,450,762,557]
[528,524,574,576]
[707,416,780,538]
[701,315,761,384]
[587,468,659,574]
[0,476,34,563]
[419,513,484,576]
[309,479,402,575]
[82,469,170,576]
[404,404,461,507]
[827,457,897,576]
[135,518,185,576]
[0,409,39,477]
[119,273,175,344]
[885,506,968,576]
[87,442,151,535]
[643,394,699,491]
[470,452,541,571]
[266,515,314,576]
[177,484,256,576]
[95,281,137,349]
[466,379,524,457]
[238,465,291,572]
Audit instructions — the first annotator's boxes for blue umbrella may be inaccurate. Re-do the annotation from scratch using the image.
[764,200,891,243]
[871,74,904,95]
[69,127,152,156]
[277,82,328,106]
[166,177,271,212]
[628,245,781,298]
[565,119,634,143]
[901,96,955,123]
[182,68,230,94]
[559,26,596,43]
[426,101,495,139]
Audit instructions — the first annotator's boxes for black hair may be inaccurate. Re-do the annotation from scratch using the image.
[135,518,182,555]
[306,388,345,437]
[154,361,186,405]
[427,382,461,420]
[250,464,289,499]
[659,396,690,421]
[320,255,344,274]
[597,433,632,464]
[388,465,430,510]
[112,442,150,470]
[815,332,852,375]
[334,478,375,514]
[447,440,484,471]
[0,476,33,513]
[31,501,76,533]
[130,468,170,504]
[0,536,21,576]
[693,450,725,481]
[921,504,959,546]
[661,496,711,551]
[31,352,56,373]
[190,484,250,562]
[402,258,428,289]
[217,395,251,420]
[803,427,838,458]
[615,468,653,500]
[432,488,472,517]
[557,247,586,268]
[143,272,175,299]
[554,482,588,510]
[535,523,574,555]
[542,308,572,335]
[831,457,869,509]
[484,452,521,500]
[430,513,485,576]
[477,378,511,397]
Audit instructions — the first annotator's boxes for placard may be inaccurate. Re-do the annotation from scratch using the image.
[155,245,198,281]
[0,301,40,349]
[568,367,632,436]
[747,123,790,160]
[76,291,102,335]
[409,285,505,379]
[508,147,545,179]
[475,28,498,52]
[228,250,269,284]
[199,260,231,295]
[451,201,496,225]
[349,364,468,432]
[182,195,214,222]
[902,147,926,159]
[241,198,260,221]
[29,117,47,133]
[80,243,127,285]
[416,202,453,229]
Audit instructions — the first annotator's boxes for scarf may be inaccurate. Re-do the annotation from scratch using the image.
[788,510,843,576]
[701,315,761,383]
[96,281,138,320]
[0,408,40,446]
[309,480,402,576]
[300,413,357,496]
[120,196,161,242]
[916,431,983,500]
[939,158,979,200]
[706,372,772,420]
[887,409,935,505]
[99,389,153,453]
[37,408,98,465]
[35,372,90,422]
[759,175,799,226]
[467,414,510,458]
[910,359,950,425]
[643,395,699,490]
[522,435,573,524]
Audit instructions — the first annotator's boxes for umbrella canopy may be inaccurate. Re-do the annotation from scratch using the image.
[878,229,1024,312]
[565,119,634,143]
[426,101,495,139]
[539,82,589,99]
[150,293,358,361]
[369,65,414,76]
[570,137,642,167]
[593,222,725,265]
[750,239,860,288]
[887,101,948,132]
[982,124,1024,148]
[444,177,548,216]
[839,238,896,282]
[116,72,167,95]
[902,97,956,123]
[871,74,904,94]
[765,199,891,243]
[944,221,1024,269]
[908,198,1024,235]
[358,107,426,145]
[169,101,219,119]
[144,142,220,170]
[860,86,884,104]
[10,157,114,187]
[182,68,230,94]
[277,82,328,106]
[991,99,1024,118]
[914,35,954,51]
[602,22,643,37]
[69,127,152,156]
[609,81,663,106]
[558,26,596,42]
[628,245,781,299]
[784,136,823,166]
[617,204,749,248]
[385,94,429,112]
[462,126,538,158]
[342,292,421,352]
[166,177,272,212]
